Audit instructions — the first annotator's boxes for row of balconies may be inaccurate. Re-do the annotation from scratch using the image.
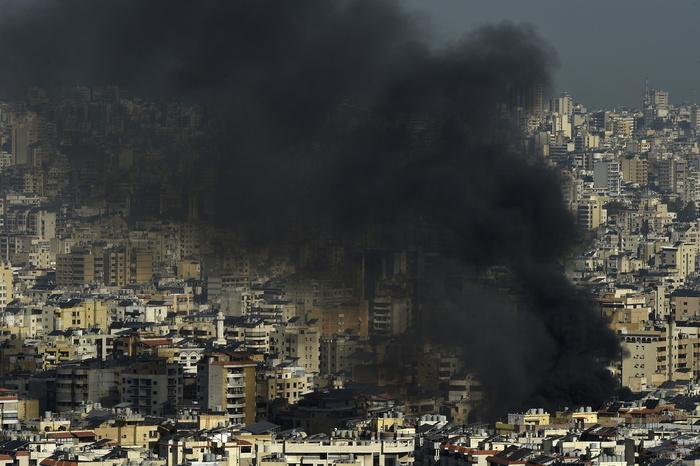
[56,383,88,389]
[281,439,414,454]
[129,379,152,386]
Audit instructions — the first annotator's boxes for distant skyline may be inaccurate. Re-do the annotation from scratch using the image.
[406,0,700,111]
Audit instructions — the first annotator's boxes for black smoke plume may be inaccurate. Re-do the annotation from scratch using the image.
[0,1,620,414]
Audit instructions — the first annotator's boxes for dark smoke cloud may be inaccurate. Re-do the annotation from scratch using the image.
[0,1,620,413]
[426,263,619,416]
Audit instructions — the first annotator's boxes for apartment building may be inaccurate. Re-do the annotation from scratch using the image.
[197,352,257,426]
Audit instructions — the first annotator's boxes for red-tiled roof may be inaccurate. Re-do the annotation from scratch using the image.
[40,460,78,466]
[142,339,172,346]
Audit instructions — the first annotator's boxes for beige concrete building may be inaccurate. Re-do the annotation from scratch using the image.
[371,293,411,337]
[598,292,650,333]
[177,259,201,280]
[93,416,163,451]
[320,334,371,376]
[52,299,109,331]
[39,333,109,370]
[257,435,414,466]
[660,242,696,282]
[619,330,666,388]
[270,322,320,375]
[257,365,309,406]
[158,431,256,466]
[102,248,129,287]
[0,262,12,309]
[117,358,184,416]
[55,362,118,412]
[671,289,700,320]
[56,249,95,287]
[197,352,257,425]
[619,321,700,389]
[309,302,369,337]
[0,394,19,430]
[132,251,153,284]
[621,155,649,185]
[577,195,608,230]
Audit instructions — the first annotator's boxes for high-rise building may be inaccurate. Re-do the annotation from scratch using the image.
[551,113,572,138]
[593,159,621,198]
[320,334,371,377]
[117,357,184,416]
[197,352,257,426]
[691,106,700,129]
[643,86,669,108]
[510,80,542,123]
[621,156,649,186]
[55,361,118,413]
[132,251,153,284]
[103,248,129,287]
[55,249,95,287]
[11,114,37,166]
[4,207,56,239]
[577,195,608,230]
[371,293,412,337]
[660,242,696,282]
[270,322,320,375]
[550,92,573,117]
[658,158,688,194]
[0,262,12,309]
[257,363,309,406]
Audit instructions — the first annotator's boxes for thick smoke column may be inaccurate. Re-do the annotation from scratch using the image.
[0,1,620,413]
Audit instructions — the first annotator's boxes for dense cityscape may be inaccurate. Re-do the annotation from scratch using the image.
[0,79,695,466]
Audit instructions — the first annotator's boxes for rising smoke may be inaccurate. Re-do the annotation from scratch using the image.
[0,0,620,414]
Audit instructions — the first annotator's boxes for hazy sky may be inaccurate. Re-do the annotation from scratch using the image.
[406,0,700,111]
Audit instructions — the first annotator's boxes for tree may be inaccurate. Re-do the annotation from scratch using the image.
[662,195,682,213]
[603,201,627,216]
[678,202,698,222]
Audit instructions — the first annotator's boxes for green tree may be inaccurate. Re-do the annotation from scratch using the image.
[678,202,698,222]
[603,200,627,216]
[662,195,683,213]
